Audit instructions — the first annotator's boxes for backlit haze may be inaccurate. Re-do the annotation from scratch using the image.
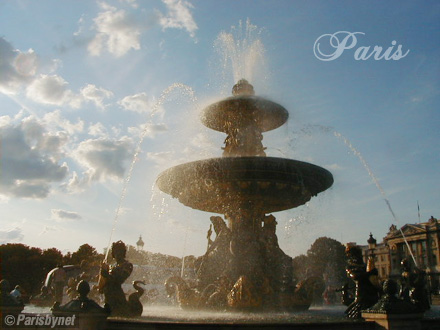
[0,1,439,259]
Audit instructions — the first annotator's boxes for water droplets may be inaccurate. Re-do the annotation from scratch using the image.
[213,19,268,92]
[103,83,197,260]
[333,130,418,266]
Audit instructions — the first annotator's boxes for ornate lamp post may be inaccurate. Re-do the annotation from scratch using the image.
[368,233,377,267]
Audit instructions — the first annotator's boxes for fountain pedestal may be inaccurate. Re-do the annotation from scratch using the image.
[361,279,425,330]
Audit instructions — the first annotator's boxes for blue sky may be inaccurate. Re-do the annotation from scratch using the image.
[0,0,439,258]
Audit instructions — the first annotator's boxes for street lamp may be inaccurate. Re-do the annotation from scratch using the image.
[368,232,377,251]
[367,233,377,271]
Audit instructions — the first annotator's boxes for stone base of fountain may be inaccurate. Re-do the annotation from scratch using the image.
[361,312,424,330]
[104,305,440,330]
[105,312,377,330]
[106,320,376,330]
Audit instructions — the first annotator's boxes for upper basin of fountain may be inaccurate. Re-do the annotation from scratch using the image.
[157,79,333,215]
[201,79,289,133]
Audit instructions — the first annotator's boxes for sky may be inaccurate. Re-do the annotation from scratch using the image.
[0,0,439,259]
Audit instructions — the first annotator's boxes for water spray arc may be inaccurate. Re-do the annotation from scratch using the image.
[333,131,418,267]
[103,83,197,263]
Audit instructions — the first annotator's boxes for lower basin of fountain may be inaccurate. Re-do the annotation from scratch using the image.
[156,157,334,214]
[105,305,379,330]
[23,302,440,329]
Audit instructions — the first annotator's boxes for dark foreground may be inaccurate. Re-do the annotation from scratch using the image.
[21,304,440,330]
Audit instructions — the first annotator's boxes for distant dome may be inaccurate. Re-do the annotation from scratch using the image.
[136,235,144,248]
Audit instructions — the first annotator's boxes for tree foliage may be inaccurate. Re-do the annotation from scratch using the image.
[292,237,347,287]
[66,243,101,266]
[0,244,63,295]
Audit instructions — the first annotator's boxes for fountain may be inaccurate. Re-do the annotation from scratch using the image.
[48,62,437,330]
[156,79,333,311]
[79,81,437,329]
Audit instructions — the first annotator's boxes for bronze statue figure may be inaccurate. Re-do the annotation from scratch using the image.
[344,245,381,319]
[398,258,430,312]
[100,241,144,316]
[165,275,201,309]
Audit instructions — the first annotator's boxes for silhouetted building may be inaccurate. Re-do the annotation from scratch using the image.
[358,216,440,293]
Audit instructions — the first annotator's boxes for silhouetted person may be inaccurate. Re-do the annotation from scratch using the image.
[10,285,23,304]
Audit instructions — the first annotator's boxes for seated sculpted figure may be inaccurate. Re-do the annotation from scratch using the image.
[197,216,232,290]
[344,245,381,319]
[100,241,133,316]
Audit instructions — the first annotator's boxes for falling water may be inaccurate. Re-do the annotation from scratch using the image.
[104,83,197,261]
[180,227,189,277]
[333,131,418,266]
[283,124,417,265]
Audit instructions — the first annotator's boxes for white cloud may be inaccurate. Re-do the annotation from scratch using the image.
[73,137,134,182]
[146,151,173,166]
[89,122,109,137]
[26,76,114,110]
[26,74,82,108]
[88,4,141,57]
[119,0,139,8]
[80,84,114,109]
[326,163,343,171]
[159,0,198,38]
[119,92,150,113]
[189,132,217,153]
[128,122,168,139]
[42,110,85,135]
[85,1,196,57]
[0,226,24,244]
[60,171,87,194]
[51,209,82,222]
[0,37,38,94]
[40,225,58,236]
[0,116,69,199]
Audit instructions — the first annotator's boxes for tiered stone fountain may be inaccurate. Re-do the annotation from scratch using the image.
[156,79,333,311]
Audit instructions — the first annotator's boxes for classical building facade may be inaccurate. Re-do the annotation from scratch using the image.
[358,216,440,293]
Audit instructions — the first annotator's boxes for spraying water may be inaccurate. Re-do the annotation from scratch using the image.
[332,130,418,266]
[284,125,418,265]
[104,83,197,262]
[213,18,268,93]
